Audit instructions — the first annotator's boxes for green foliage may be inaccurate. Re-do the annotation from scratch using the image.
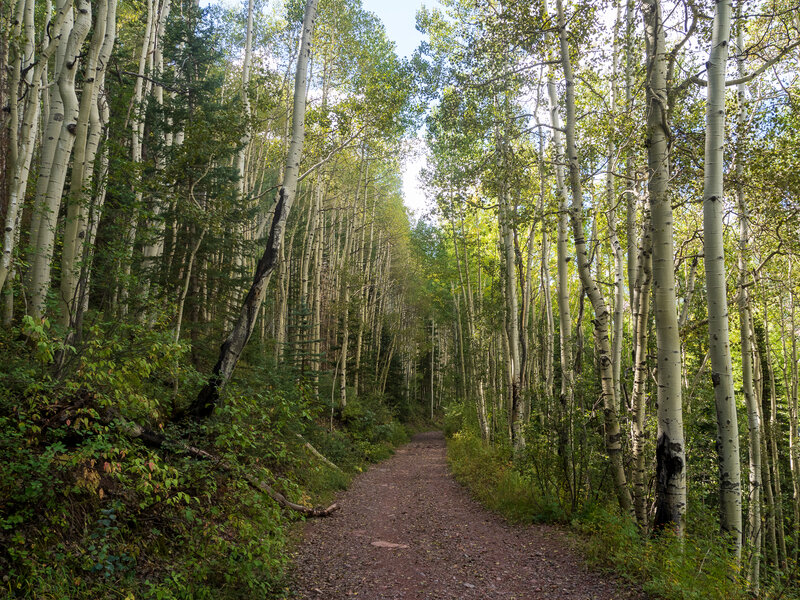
[442,402,463,437]
[0,311,418,599]
[448,427,753,600]
[447,430,565,523]
[575,506,745,600]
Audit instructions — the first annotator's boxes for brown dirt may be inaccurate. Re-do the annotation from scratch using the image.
[290,431,645,599]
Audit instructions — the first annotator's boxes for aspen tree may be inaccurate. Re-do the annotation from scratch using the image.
[1,0,73,293]
[28,0,92,320]
[543,0,574,464]
[555,0,633,517]
[117,0,156,314]
[138,0,172,300]
[236,0,254,208]
[702,0,742,553]
[607,4,625,414]
[453,212,489,440]
[630,201,652,528]
[27,0,70,271]
[734,23,761,591]
[642,0,686,534]
[496,110,524,451]
[188,0,319,417]
[762,296,787,570]
[59,0,118,331]
[782,282,800,563]
[624,0,637,307]
[537,134,555,403]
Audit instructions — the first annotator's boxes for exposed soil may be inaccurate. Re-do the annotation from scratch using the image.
[290,431,645,599]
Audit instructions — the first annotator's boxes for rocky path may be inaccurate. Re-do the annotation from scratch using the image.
[290,431,644,599]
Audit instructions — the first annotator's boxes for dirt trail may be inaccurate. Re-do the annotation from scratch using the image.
[291,431,644,599]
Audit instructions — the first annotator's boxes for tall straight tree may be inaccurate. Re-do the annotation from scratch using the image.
[188,0,319,418]
[702,0,741,555]
[555,0,633,517]
[1,0,74,294]
[28,0,92,320]
[735,21,761,591]
[642,0,686,534]
[543,0,574,470]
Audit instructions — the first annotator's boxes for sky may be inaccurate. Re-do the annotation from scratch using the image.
[361,0,438,219]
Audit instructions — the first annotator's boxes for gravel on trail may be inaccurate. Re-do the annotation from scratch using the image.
[290,430,646,599]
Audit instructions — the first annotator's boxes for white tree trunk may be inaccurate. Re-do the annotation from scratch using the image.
[0,0,71,292]
[544,0,574,467]
[556,0,633,517]
[642,0,686,534]
[702,0,742,553]
[59,0,117,330]
[28,0,92,320]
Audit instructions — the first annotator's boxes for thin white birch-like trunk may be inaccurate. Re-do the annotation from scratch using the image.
[556,0,633,517]
[117,0,156,315]
[702,0,742,553]
[624,0,637,308]
[29,0,92,320]
[608,1,625,414]
[0,0,70,293]
[454,218,489,440]
[741,295,764,576]
[762,296,788,570]
[630,201,652,528]
[139,0,171,302]
[496,119,523,450]
[27,0,68,269]
[59,0,117,330]
[642,0,686,534]
[544,0,574,468]
[537,141,555,401]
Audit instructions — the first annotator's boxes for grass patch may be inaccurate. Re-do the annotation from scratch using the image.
[447,431,566,523]
[446,429,751,600]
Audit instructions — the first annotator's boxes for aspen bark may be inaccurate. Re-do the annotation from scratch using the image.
[733,24,761,590]
[59,0,117,330]
[786,284,800,564]
[544,0,574,470]
[454,216,489,440]
[608,2,625,414]
[642,0,686,534]
[624,0,637,308]
[763,300,787,571]
[556,0,633,517]
[28,0,92,320]
[138,0,171,300]
[498,131,523,451]
[740,263,761,589]
[537,135,555,402]
[0,0,62,293]
[116,0,156,315]
[702,0,742,552]
[630,203,652,528]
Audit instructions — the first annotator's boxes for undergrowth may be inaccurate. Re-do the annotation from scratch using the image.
[0,319,415,599]
[446,429,760,600]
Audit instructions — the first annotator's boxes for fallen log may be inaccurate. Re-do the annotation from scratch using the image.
[296,433,344,473]
[114,413,339,517]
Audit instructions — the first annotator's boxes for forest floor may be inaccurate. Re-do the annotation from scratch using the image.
[290,431,646,599]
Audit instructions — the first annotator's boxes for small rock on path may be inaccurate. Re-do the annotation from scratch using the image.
[290,431,645,599]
